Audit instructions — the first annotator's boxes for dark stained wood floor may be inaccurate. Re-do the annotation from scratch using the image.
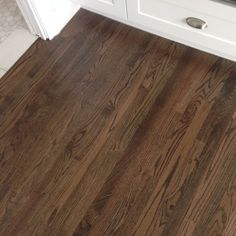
[0,9,236,236]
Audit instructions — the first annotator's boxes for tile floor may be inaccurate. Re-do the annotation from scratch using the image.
[0,0,38,79]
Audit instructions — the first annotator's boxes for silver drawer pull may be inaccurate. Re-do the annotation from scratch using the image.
[186,17,208,30]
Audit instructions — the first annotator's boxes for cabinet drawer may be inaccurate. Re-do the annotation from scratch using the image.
[163,0,236,24]
[127,0,236,61]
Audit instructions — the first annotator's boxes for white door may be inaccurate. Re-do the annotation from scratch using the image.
[16,0,81,39]
[78,0,127,20]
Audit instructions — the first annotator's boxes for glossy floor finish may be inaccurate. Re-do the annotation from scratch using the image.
[0,10,236,236]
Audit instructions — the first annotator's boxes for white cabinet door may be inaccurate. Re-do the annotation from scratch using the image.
[78,0,127,20]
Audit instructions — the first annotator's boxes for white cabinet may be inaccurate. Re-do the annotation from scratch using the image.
[127,0,236,61]
[78,0,236,61]
[79,0,127,20]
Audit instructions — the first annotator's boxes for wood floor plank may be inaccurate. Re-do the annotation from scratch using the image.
[0,9,236,236]
[195,118,236,236]
[74,49,236,236]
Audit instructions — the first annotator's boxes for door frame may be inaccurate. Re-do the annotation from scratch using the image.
[16,0,81,40]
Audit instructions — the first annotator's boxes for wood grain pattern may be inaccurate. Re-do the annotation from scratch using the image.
[0,9,236,236]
